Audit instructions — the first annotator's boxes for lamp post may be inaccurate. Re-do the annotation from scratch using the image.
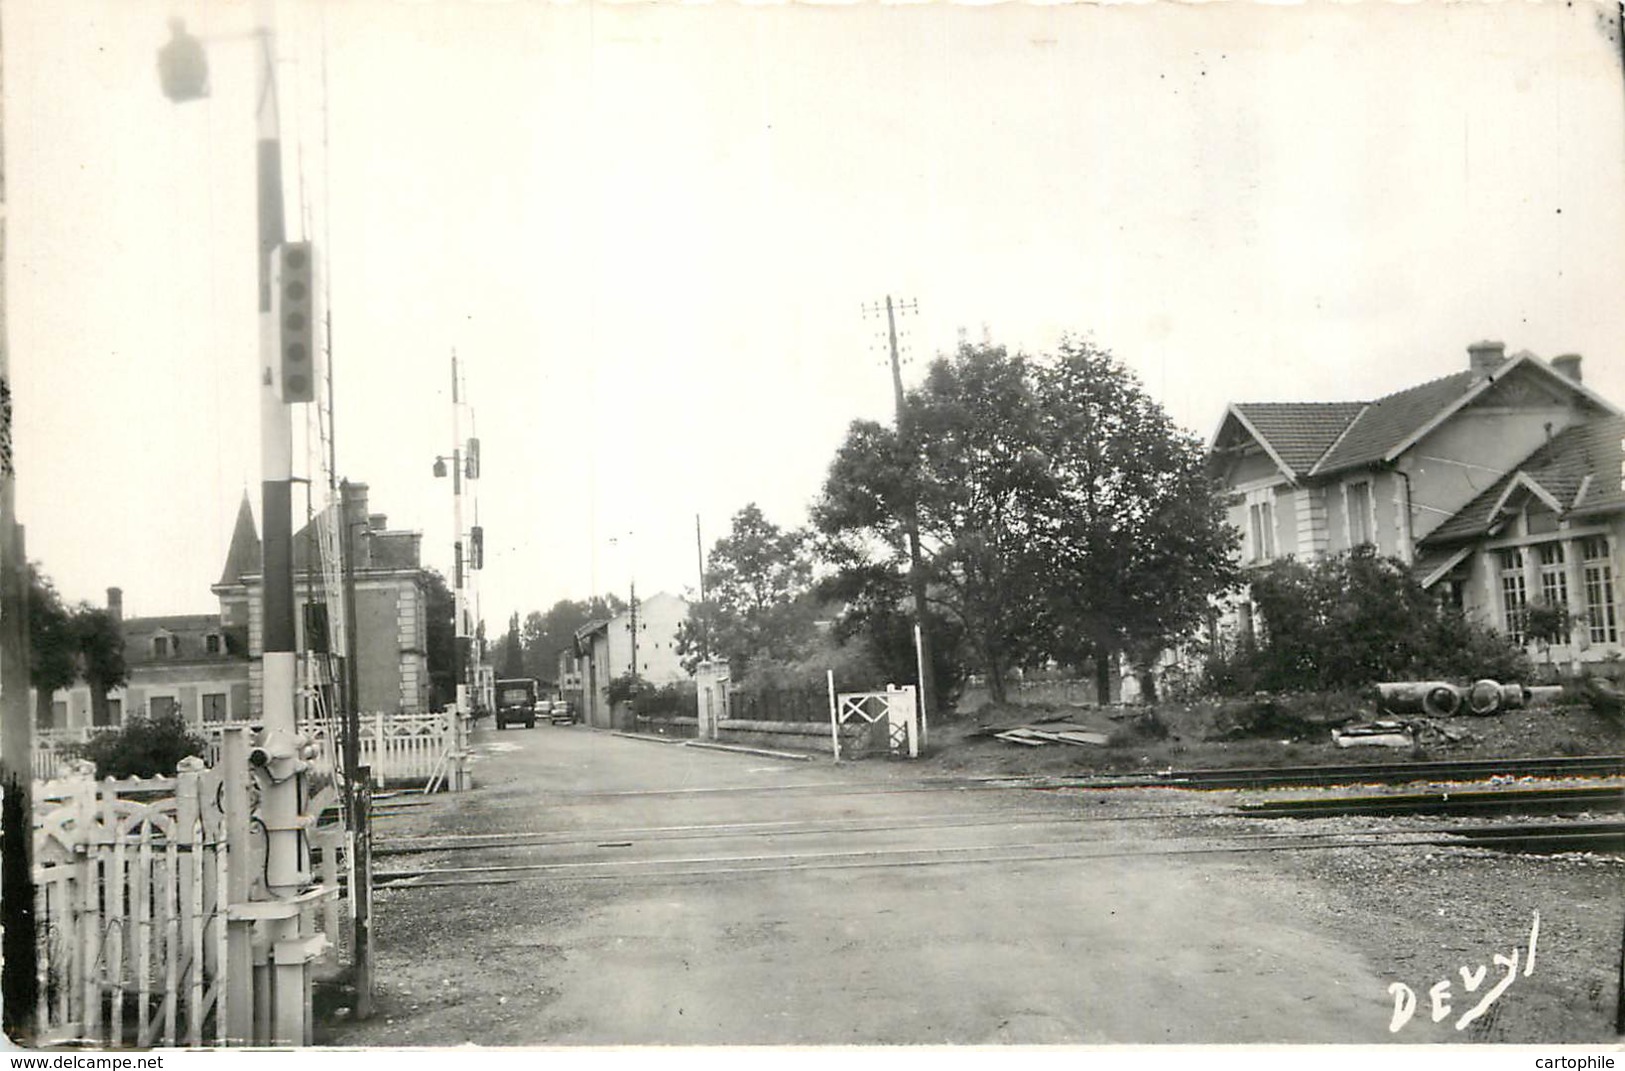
[159,6,322,1045]
[431,353,476,789]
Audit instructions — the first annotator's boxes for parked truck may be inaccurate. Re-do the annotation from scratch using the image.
[494,677,540,729]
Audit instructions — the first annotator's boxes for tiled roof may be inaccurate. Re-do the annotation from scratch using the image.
[1421,415,1625,546]
[123,613,238,665]
[1312,369,1479,475]
[1231,402,1366,476]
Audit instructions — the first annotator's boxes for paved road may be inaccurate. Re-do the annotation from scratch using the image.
[329,724,1453,1046]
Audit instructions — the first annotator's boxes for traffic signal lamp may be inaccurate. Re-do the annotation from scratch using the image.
[274,241,315,404]
[470,526,484,571]
[465,437,481,479]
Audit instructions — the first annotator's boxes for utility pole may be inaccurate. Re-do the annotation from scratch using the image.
[875,295,936,742]
[695,514,708,660]
[0,4,39,1034]
[338,481,370,1018]
[628,581,639,684]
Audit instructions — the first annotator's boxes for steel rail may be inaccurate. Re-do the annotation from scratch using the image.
[369,821,1624,890]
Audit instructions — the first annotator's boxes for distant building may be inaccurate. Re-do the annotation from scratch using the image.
[572,592,691,728]
[37,586,249,732]
[38,483,433,731]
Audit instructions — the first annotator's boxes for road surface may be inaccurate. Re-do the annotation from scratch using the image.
[325,724,1457,1045]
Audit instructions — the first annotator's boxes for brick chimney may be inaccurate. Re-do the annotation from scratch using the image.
[106,586,123,624]
[1468,340,1506,376]
[368,513,388,532]
[1551,353,1583,383]
[341,482,370,531]
[341,482,372,569]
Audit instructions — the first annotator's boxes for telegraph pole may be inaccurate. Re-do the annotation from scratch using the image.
[695,514,708,660]
[628,581,639,683]
[877,296,936,741]
[0,7,39,1021]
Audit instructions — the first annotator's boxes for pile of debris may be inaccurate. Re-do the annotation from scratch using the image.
[972,716,1111,748]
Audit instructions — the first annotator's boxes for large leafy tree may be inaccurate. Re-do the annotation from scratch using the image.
[815,344,1053,703]
[73,607,127,726]
[816,338,1239,705]
[1029,339,1241,702]
[27,565,77,727]
[675,503,817,677]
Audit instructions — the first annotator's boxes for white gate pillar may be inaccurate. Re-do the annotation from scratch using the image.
[694,660,729,741]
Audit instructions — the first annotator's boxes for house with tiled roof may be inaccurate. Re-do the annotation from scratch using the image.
[1412,413,1625,664]
[1210,342,1622,655]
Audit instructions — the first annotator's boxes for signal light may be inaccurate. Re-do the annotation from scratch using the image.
[273,241,315,403]
[470,526,484,571]
[465,437,480,480]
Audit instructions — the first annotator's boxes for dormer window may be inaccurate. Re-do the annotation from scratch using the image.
[205,633,222,655]
[153,635,170,658]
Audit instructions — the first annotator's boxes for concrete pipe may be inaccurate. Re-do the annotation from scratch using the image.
[1465,679,1522,716]
[1374,681,1463,717]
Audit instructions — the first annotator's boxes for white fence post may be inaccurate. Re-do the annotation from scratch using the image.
[826,670,840,762]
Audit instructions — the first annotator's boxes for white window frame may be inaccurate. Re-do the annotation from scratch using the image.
[1581,536,1618,644]
[1245,488,1277,564]
[1497,548,1528,644]
[1344,479,1375,549]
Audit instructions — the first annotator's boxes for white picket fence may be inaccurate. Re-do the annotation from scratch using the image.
[35,711,461,790]
[32,726,115,782]
[31,759,344,1046]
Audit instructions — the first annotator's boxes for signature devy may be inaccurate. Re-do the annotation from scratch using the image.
[1387,911,1540,1034]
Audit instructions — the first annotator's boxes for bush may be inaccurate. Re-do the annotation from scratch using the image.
[64,714,208,779]
[1208,547,1531,694]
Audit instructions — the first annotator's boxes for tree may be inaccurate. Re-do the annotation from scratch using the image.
[815,343,1055,703]
[816,562,971,710]
[73,606,127,726]
[519,595,626,684]
[423,569,456,710]
[815,338,1240,706]
[499,612,524,678]
[1028,339,1241,703]
[27,565,76,728]
[675,504,818,678]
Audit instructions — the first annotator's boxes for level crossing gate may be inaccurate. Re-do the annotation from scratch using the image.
[831,684,919,759]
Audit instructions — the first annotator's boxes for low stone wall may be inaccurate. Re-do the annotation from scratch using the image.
[640,716,877,756]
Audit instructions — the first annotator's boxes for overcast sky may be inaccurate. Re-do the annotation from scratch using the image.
[7,0,1625,630]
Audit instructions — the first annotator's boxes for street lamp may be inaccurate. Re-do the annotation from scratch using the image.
[156,19,210,102]
[156,4,322,1045]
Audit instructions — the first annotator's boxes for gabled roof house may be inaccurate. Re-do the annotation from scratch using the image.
[1211,342,1625,662]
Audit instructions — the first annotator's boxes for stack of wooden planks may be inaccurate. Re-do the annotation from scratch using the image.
[992,723,1111,748]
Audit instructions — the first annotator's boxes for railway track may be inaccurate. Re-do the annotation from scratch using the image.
[1022,753,1625,791]
[1238,784,1624,819]
[366,817,1625,889]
